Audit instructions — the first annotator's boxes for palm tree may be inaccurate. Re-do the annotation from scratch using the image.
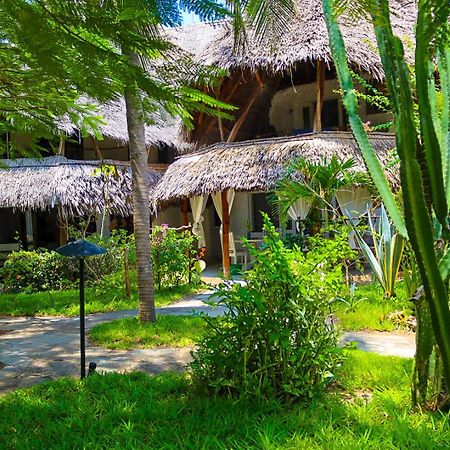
[3,0,232,323]
[276,156,368,228]
[124,53,156,322]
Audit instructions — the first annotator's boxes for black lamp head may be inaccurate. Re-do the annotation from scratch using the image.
[56,239,107,258]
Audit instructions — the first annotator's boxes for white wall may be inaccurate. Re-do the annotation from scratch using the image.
[153,205,182,228]
[269,80,392,135]
[230,192,252,239]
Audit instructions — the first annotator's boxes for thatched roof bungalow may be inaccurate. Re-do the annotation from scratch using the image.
[152,132,396,204]
[0,156,161,218]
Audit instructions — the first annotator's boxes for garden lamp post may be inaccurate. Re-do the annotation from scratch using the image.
[56,239,106,379]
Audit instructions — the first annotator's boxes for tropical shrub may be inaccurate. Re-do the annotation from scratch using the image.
[0,230,131,293]
[0,227,200,294]
[0,249,73,293]
[151,225,198,289]
[190,214,352,401]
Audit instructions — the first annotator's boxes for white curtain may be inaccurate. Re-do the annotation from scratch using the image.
[287,198,311,231]
[211,190,235,226]
[189,195,208,248]
[336,186,372,220]
[335,186,372,248]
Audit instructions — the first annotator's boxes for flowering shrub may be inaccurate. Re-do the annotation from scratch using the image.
[0,226,200,294]
[151,225,199,289]
[0,230,130,293]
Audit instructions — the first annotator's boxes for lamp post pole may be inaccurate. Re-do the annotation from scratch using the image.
[56,239,106,380]
[79,257,86,379]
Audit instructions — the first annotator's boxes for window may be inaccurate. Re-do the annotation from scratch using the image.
[321,99,340,129]
[252,193,279,231]
[0,209,21,244]
[158,146,176,164]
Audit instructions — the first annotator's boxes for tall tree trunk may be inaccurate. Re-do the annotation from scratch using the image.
[124,51,156,323]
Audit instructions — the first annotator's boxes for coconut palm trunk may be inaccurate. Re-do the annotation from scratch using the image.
[124,51,156,323]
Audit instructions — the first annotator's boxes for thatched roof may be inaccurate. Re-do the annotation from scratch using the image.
[152,131,396,204]
[0,156,161,218]
[58,98,183,148]
[166,0,416,79]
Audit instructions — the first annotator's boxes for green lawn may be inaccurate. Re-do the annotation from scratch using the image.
[1,350,448,449]
[334,282,413,332]
[89,315,209,350]
[0,284,200,317]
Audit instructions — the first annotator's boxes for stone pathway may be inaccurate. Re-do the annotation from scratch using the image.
[0,290,415,394]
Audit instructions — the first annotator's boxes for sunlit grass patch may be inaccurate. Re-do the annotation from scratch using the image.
[0,284,201,317]
[89,315,208,350]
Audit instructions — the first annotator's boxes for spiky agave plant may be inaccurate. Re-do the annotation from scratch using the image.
[353,205,404,298]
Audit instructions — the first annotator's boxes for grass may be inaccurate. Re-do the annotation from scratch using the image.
[334,281,413,332]
[0,284,200,317]
[89,315,209,350]
[1,350,449,449]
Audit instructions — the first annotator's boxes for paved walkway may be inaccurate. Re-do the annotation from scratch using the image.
[0,290,415,393]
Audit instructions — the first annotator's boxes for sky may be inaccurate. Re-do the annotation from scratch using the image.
[181,11,200,25]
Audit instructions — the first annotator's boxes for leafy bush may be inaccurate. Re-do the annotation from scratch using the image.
[190,215,353,401]
[0,227,199,294]
[0,230,130,293]
[82,229,132,282]
[151,225,198,289]
[0,249,73,293]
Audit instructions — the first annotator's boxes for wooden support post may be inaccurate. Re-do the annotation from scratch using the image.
[58,138,65,156]
[313,60,326,132]
[221,191,231,278]
[181,198,189,226]
[57,207,68,246]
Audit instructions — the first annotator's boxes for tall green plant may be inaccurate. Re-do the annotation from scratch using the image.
[322,0,450,390]
[276,155,368,227]
[353,205,404,298]
[190,214,347,401]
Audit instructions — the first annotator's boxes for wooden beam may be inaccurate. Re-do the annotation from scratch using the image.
[218,116,225,141]
[221,190,231,278]
[91,137,103,160]
[226,73,265,143]
[313,60,326,132]
[181,198,189,226]
[198,73,244,146]
[57,207,68,246]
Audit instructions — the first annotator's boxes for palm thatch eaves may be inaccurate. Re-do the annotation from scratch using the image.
[152,131,397,205]
[58,98,183,149]
[0,156,161,218]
